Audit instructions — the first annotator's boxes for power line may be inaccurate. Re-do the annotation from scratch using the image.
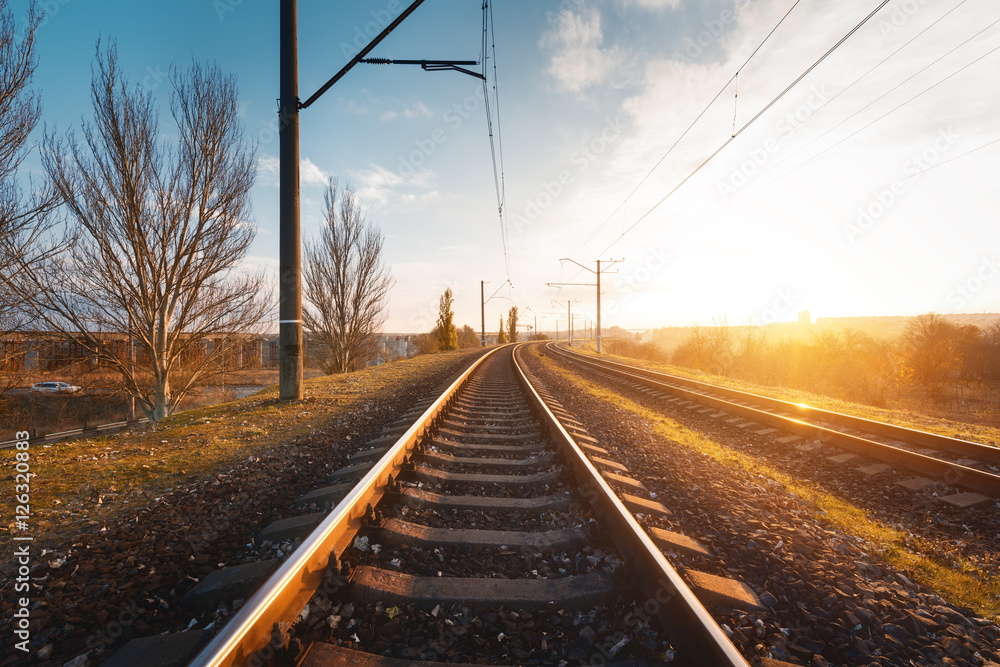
[854,136,1000,202]
[575,0,894,269]
[567,0,803,261]
[743,6,997,201]
[609,2,995,249]
[481,0,511,283]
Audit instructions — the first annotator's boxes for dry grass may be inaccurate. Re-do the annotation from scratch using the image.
[0,349,482,567]
[540,353,1000,622]
[568,341,1000,447]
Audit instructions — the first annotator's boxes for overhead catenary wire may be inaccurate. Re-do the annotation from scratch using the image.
[742,7,998,201]
[576,0,894,268]
[567,0,804,261]
[599,0,986,246]
[481,0,511,284]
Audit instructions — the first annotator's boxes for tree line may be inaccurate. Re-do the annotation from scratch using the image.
[0,4,394,421]
[620,313,1000,408]
[410,288,522,354]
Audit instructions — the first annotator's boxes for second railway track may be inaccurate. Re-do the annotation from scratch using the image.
[109,344,749,665]
[547,343,1000,503]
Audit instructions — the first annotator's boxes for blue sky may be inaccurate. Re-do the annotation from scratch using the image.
[11,0,1000,334]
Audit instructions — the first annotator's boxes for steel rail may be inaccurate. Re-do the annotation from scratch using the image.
[511,344,750,666]
[191,343,749,665]
[547,343,1000,497]
[188,346,502,667]
[553,345,1000,463]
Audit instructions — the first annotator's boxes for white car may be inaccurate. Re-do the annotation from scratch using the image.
[30,381,82,394]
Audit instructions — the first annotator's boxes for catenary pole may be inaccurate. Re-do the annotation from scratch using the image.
[279,0,303,400]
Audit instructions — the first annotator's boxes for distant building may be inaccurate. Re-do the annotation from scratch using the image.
[0,333,279,373]
[798,310,812,326]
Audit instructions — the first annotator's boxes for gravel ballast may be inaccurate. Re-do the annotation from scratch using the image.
[527,346,1000,667]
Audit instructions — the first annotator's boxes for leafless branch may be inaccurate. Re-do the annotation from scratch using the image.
[303,179,394,374]
[16,42,270,420]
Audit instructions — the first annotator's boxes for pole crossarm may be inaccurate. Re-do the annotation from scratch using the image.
[485,280,511,304]
[554,258,622,355]
[361,58,485,80]
[299,0,430,109]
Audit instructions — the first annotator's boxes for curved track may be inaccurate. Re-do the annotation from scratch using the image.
[176,344,748,666]
[547,343,1000,499]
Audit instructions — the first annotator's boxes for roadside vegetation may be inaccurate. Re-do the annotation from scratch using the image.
[0,348,483,567]
[571,313,1000,444]
[413,288,487,354]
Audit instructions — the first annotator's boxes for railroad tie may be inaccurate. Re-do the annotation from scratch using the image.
[350,566,616,609]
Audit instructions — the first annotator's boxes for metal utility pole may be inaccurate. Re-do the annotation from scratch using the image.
[568,301,573,345]
[596,260,600,347]
[278,0,476,400]
[279,0,302,400]
[481,280,511,347]
[549,258,620,354]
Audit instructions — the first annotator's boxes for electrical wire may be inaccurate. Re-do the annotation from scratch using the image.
[742,9,998,200]
[481,0,511,283]
[606,0,987,249]
[576,0,894,268]
[566,0,803,261]
[852,136,1000,203]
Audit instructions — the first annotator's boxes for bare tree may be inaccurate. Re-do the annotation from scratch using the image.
[16,43,269,421]
[434,288,457,351]
[304,179,394,374]
[0,1,60,347]
[903,313,958,388]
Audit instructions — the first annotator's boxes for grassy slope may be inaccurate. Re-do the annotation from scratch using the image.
[1,349,484,564]
[568,341,1000,447]
[540,354,1000,622]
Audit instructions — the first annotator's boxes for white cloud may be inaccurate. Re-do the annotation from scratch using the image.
[620,0,681,9]
[380,101,434,122]
[256,155,330,188]
[300,157,330,187]
[257,155,279,187]
[352,163,436,207]
[338,97,369,114]
[540,8,625,93]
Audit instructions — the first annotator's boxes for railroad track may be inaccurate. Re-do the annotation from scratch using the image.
[546,343,1000,504]
[106,344,748,666]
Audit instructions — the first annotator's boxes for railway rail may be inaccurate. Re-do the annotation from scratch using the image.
[546,343,1000,501]
[107,344,748,666]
